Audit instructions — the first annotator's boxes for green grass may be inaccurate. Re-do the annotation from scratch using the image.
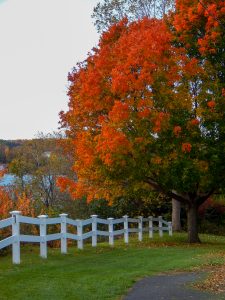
[0,233,225,300]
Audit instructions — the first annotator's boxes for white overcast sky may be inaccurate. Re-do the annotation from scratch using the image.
[0,0,100,140]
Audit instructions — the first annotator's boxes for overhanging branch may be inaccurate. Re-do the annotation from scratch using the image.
[197,189,215,206]
[144,177,190,205]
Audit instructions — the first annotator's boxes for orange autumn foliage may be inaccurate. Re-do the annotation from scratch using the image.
[109,101,130,123]
[190,119,200,126]
[173,126,182,137]
[182,143,192,153]
[173,0,225,55]
[96,125,131,164]
[207,100,216,108]
[0,189,34,220]
[0,189,13,219]
[16,193,35,217]
[58,17,205,202]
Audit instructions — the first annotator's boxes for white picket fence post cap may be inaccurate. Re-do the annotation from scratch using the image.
[38,215,48,219]
[10,211,21,215]
[59,213,68,217]
[107,217,114,220]
[91,215,98,218]
[123,215,129,218]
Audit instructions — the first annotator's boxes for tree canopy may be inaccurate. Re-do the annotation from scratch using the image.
[58,1,225,243]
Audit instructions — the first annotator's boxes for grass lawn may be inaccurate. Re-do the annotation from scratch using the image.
[0,233,225,300]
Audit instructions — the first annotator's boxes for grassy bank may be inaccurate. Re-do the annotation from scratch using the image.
[0,233,225,300]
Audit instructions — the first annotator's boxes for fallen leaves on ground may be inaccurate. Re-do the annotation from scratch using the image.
[195,252,225,294]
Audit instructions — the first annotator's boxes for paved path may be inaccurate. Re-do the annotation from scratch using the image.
[124,272,224,300]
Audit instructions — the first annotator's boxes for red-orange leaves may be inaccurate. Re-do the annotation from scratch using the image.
[182,57,202,77]
[138,108,151,118]
[96,125,131,166]
[182,142,192,153]
[207,100,216,109]
[110,19,175,96]
[153,112,170,133]
[173,0,225,55]
[75,131,95,167]
[190,119,200,126]
[109,101,130,123]
[137,99,153,119]
[173,125,182,137]
[57,176,77,195]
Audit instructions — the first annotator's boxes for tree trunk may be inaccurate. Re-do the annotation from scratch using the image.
[187,202,200,243]
[172,198,182,231]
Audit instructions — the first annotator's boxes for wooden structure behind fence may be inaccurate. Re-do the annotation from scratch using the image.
[0,211,172,264]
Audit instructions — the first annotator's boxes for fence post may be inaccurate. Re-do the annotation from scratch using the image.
[38,215,48,258]
[123,215,129,244]
[108,218,114,246]
[60,213,68,254]
[149,216,153,238]
[77,220,83,249]
[138,216,143,242]
[10,211,21,264]
[91,215,98,247]
[158,216,163,237]
[168,221,173,236]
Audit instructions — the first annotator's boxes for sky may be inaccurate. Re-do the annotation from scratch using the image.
[0,0,100,140]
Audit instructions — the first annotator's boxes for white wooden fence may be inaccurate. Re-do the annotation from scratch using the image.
[0,211,172,264]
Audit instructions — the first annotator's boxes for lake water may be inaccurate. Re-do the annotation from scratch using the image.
[0,174,16,186]
[0,174,33,186]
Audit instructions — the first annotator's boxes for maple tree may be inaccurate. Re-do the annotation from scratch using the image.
[59,9,225,242]
[92,0,182,231]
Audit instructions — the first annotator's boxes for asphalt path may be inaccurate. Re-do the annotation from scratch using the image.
[124,272,224,300]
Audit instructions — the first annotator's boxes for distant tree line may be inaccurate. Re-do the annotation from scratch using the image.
[0,140,24,164]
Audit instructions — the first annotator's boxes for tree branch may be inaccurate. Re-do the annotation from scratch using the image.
[197,189,215,206]
[144,177,190,205]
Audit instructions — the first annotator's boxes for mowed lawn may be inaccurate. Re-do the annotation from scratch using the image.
[0,234,225,300]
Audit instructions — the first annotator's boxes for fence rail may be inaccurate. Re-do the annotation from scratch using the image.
[0,211,172,264]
